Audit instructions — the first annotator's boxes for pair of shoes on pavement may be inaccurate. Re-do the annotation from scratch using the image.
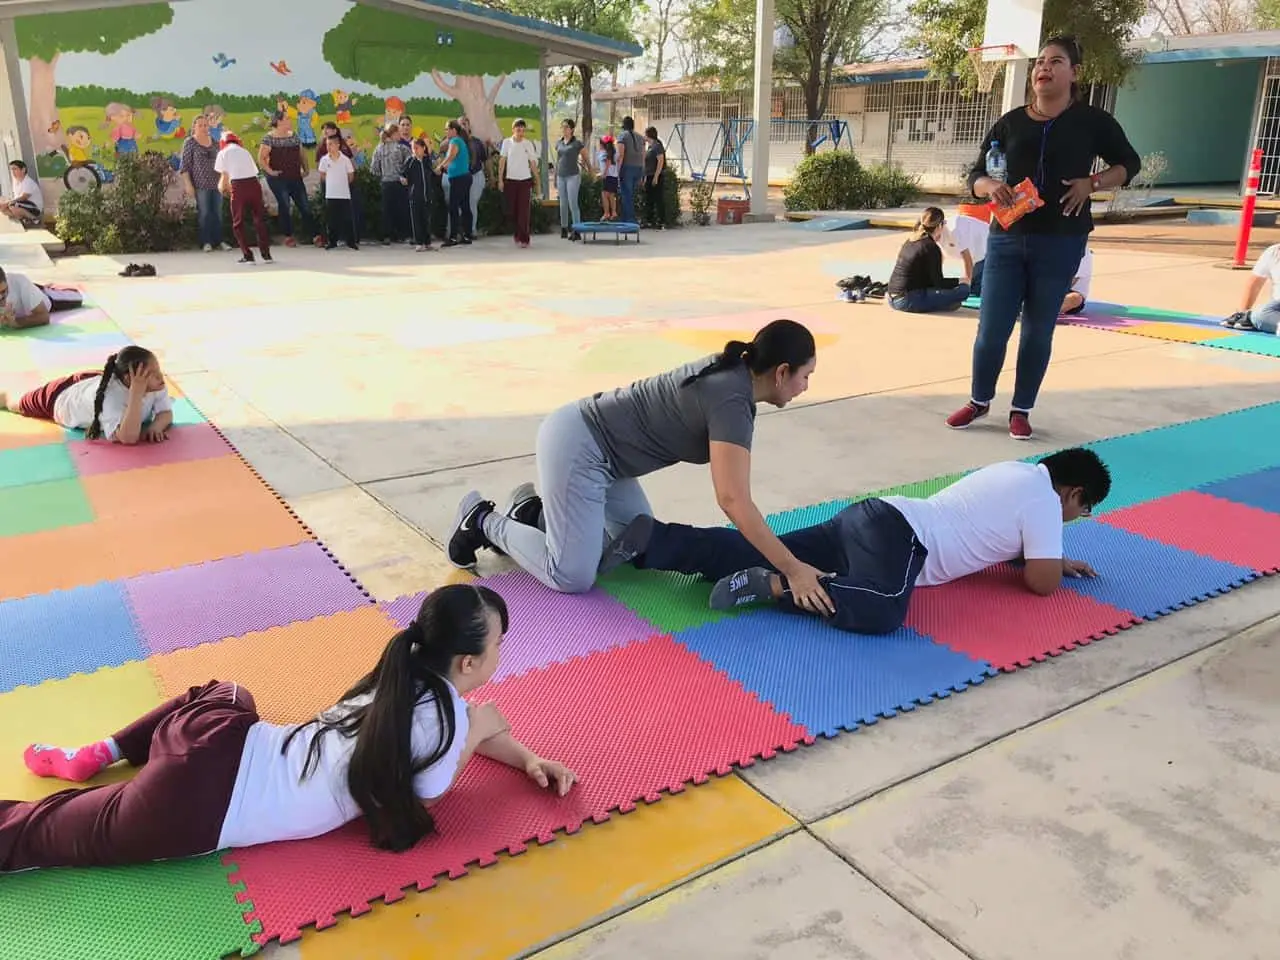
[447,482,544,568]
[119,262,156,277]
[1221,310,1258,330]
[945,401,1034,440]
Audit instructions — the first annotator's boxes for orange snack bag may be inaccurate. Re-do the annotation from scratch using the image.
[988,177,1044,229]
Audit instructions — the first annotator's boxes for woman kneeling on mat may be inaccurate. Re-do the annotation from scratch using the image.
[0,585,576,871]
[448,319,836,614]
[886,207,970,314]
[0,344,173,444]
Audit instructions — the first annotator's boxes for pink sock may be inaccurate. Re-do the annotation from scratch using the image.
[24,738,121,782]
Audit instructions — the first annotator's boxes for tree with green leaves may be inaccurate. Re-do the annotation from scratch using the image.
[321,4,539,143]
[906,0,1145,90]
[15,4,174,153]
[479,0,639,141]
[682,0,890,137]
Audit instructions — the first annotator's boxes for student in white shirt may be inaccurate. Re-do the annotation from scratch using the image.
[2,584,577,871]
[0,160,43,224]
[1062,248,1092,316]
[318,133,359,250]
[944,211,990,292]
[0,267,53,330]
[1,345,174,444]
[498,118,542,248]
[214,131,273,265]
[600,447,1111,635]
[1222,241,1280,333]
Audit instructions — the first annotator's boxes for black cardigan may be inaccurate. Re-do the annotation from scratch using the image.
[888,236,956,296]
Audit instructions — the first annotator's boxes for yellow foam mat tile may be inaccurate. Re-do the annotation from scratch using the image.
[0,662,164,801]
[297,775,796,960]
[148,607,397,725]
[1126,321,1237,343]
[0,414,66,451]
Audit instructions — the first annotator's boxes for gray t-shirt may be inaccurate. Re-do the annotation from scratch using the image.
[555,137,583,179]
[577,357,756,478]
[619,130,645,169]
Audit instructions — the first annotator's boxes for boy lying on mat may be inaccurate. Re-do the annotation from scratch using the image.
[596,448,1111,635]
[0,345,174,444]
[0,585,577,871]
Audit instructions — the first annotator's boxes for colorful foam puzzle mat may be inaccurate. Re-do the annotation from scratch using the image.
[4,301,1280,958]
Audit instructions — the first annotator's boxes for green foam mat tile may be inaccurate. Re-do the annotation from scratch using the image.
[596,564,736,634]
[852,471,972,503]
[170,398,207,426]
[0,477,95,537]
[1117,304,1216,323]
[1205,333,1280,358]
[1083,403,1280,513]
[0,443,76,490]
[21,314,122,342]
[0,852,259,960]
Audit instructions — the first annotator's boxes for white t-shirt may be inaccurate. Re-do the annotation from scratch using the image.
[52,375,173,439]
[318,153,354,200]
[216,681,470,849]
[945,213,989,262]
[882,461,1063,587]
[12,174,43,212]
[500,137,540,181]
[1071,249,1093,299]
[4,272,51,317]
[214,143,259,181]
[1253,242,1280,288]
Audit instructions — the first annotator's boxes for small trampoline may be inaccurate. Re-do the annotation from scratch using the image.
[573,221,640,244]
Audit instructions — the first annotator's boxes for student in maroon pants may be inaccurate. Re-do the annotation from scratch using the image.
[214,131,272,265]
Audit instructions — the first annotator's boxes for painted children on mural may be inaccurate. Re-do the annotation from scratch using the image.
[150,97,185,141]
[295,89,318,148]
[0,345,173,444]
[204,104,227,144]
[104,103,138,155]
[383,96,406,129]
[0,585,577,872]
[332,89,357,126]
[64,126,93,165]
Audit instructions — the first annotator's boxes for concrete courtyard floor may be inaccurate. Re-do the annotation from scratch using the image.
[44,221,1280,959]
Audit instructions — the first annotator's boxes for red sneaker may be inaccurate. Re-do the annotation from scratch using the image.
[946,402,989,429]
[1009,411,1033,440]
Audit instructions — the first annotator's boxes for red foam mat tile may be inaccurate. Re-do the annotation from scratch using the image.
[906,565,1140,671]
[223,635,810,945]
[1100,490,1280,573]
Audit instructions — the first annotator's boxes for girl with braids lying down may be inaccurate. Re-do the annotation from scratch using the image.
[0,345,173,444]
[1,584,577,871]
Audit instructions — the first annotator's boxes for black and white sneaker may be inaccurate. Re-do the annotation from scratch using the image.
[598,514,655,577]
[447,491,494,569]
[502,481,544,530]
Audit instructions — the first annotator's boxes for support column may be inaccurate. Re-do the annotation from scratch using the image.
[747,0,774,220]
[538,52,550,199]
[0,19,35,173]
[1001,57,1029,113]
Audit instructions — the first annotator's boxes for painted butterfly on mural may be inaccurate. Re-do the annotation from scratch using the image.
[212,53,237,69]
[269,60,292,76]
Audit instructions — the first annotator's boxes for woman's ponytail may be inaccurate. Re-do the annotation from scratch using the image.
[681,339,752,386]
[680,320,815,388]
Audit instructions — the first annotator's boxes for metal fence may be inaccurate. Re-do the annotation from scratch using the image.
[1251,57,1280,195]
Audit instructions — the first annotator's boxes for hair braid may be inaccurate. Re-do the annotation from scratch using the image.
[85,353,118,440]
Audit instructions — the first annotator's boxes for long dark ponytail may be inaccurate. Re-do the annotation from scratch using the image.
[85,345,156,440]
[282,583,508,852]
[681,318,816,387]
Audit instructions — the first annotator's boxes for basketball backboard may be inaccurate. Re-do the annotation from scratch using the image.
[979,0,1044,60]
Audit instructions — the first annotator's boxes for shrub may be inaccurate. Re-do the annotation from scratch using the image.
[54,151,190,254]
[783,152,921,212]
[688,179,715,226]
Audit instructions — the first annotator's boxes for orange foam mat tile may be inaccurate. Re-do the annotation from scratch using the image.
[148,607,397,724]
[0,496,311,601]
[82,454,289,522]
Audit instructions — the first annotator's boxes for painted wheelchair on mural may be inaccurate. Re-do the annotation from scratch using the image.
[55,149,181,193]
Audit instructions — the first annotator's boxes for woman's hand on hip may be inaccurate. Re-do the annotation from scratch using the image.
[784,561,836,617]
[1059,178,1094,216]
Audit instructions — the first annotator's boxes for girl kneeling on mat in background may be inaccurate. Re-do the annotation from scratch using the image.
[0,584,577,871]
[0,345,173,444]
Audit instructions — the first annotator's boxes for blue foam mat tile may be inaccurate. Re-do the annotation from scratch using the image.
[1206,332,1280,358]
[1197,465,1280,515]
[1060,519,1258,620]
[766,499,854,535]
[0,581,146,691]
[673,609,995,738]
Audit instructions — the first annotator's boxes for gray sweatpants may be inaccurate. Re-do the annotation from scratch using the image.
[482,402,652,593]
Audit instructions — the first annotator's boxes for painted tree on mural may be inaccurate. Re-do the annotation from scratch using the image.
[15,4,174,153]
[321,4,539,143]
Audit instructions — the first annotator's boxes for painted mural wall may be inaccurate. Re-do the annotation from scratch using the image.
[14,0,542,186]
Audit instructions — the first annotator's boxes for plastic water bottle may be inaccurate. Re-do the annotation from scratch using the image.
[986,140,1007,184]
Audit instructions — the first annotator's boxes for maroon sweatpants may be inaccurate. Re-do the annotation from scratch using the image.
[0,680,257,872]
[505,178,533,244]
[229,177,271,257]
[16,370,99,421]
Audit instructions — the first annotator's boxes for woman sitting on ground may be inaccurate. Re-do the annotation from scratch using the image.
[886,207,970,314]
[0,584,576,871]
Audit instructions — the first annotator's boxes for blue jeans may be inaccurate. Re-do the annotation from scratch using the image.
[557,174,581,227]
[266,177,315,240]
[1252,300,1280,334]
[971,231,1087,412]
[195,188,222,247]
[889,283,970,314]
[619,166,642,223]
[636,498,927,635]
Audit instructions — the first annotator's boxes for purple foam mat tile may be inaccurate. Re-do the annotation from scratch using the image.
[125,542,374,654]
[379,570,659,683]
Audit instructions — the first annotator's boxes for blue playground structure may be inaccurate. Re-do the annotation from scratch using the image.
[670,118,855,198]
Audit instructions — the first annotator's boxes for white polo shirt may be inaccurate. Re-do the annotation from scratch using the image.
[318,152,354,200]
[882,460,1063,587]
[501,137,540,181]
[1071,248,1093,299]
[4,271,51,317]
[945,213,989,262]
[12,173,43,212]
[214,143,260,181]
[53,376,173,438]
[1253,242,1280,288]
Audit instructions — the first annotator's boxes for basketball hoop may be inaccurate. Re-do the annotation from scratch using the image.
[966,44,1018,93]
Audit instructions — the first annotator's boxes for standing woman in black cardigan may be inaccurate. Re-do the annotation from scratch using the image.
[946,35,1141,440]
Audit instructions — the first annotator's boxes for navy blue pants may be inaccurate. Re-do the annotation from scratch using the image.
[637,498,927,634]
